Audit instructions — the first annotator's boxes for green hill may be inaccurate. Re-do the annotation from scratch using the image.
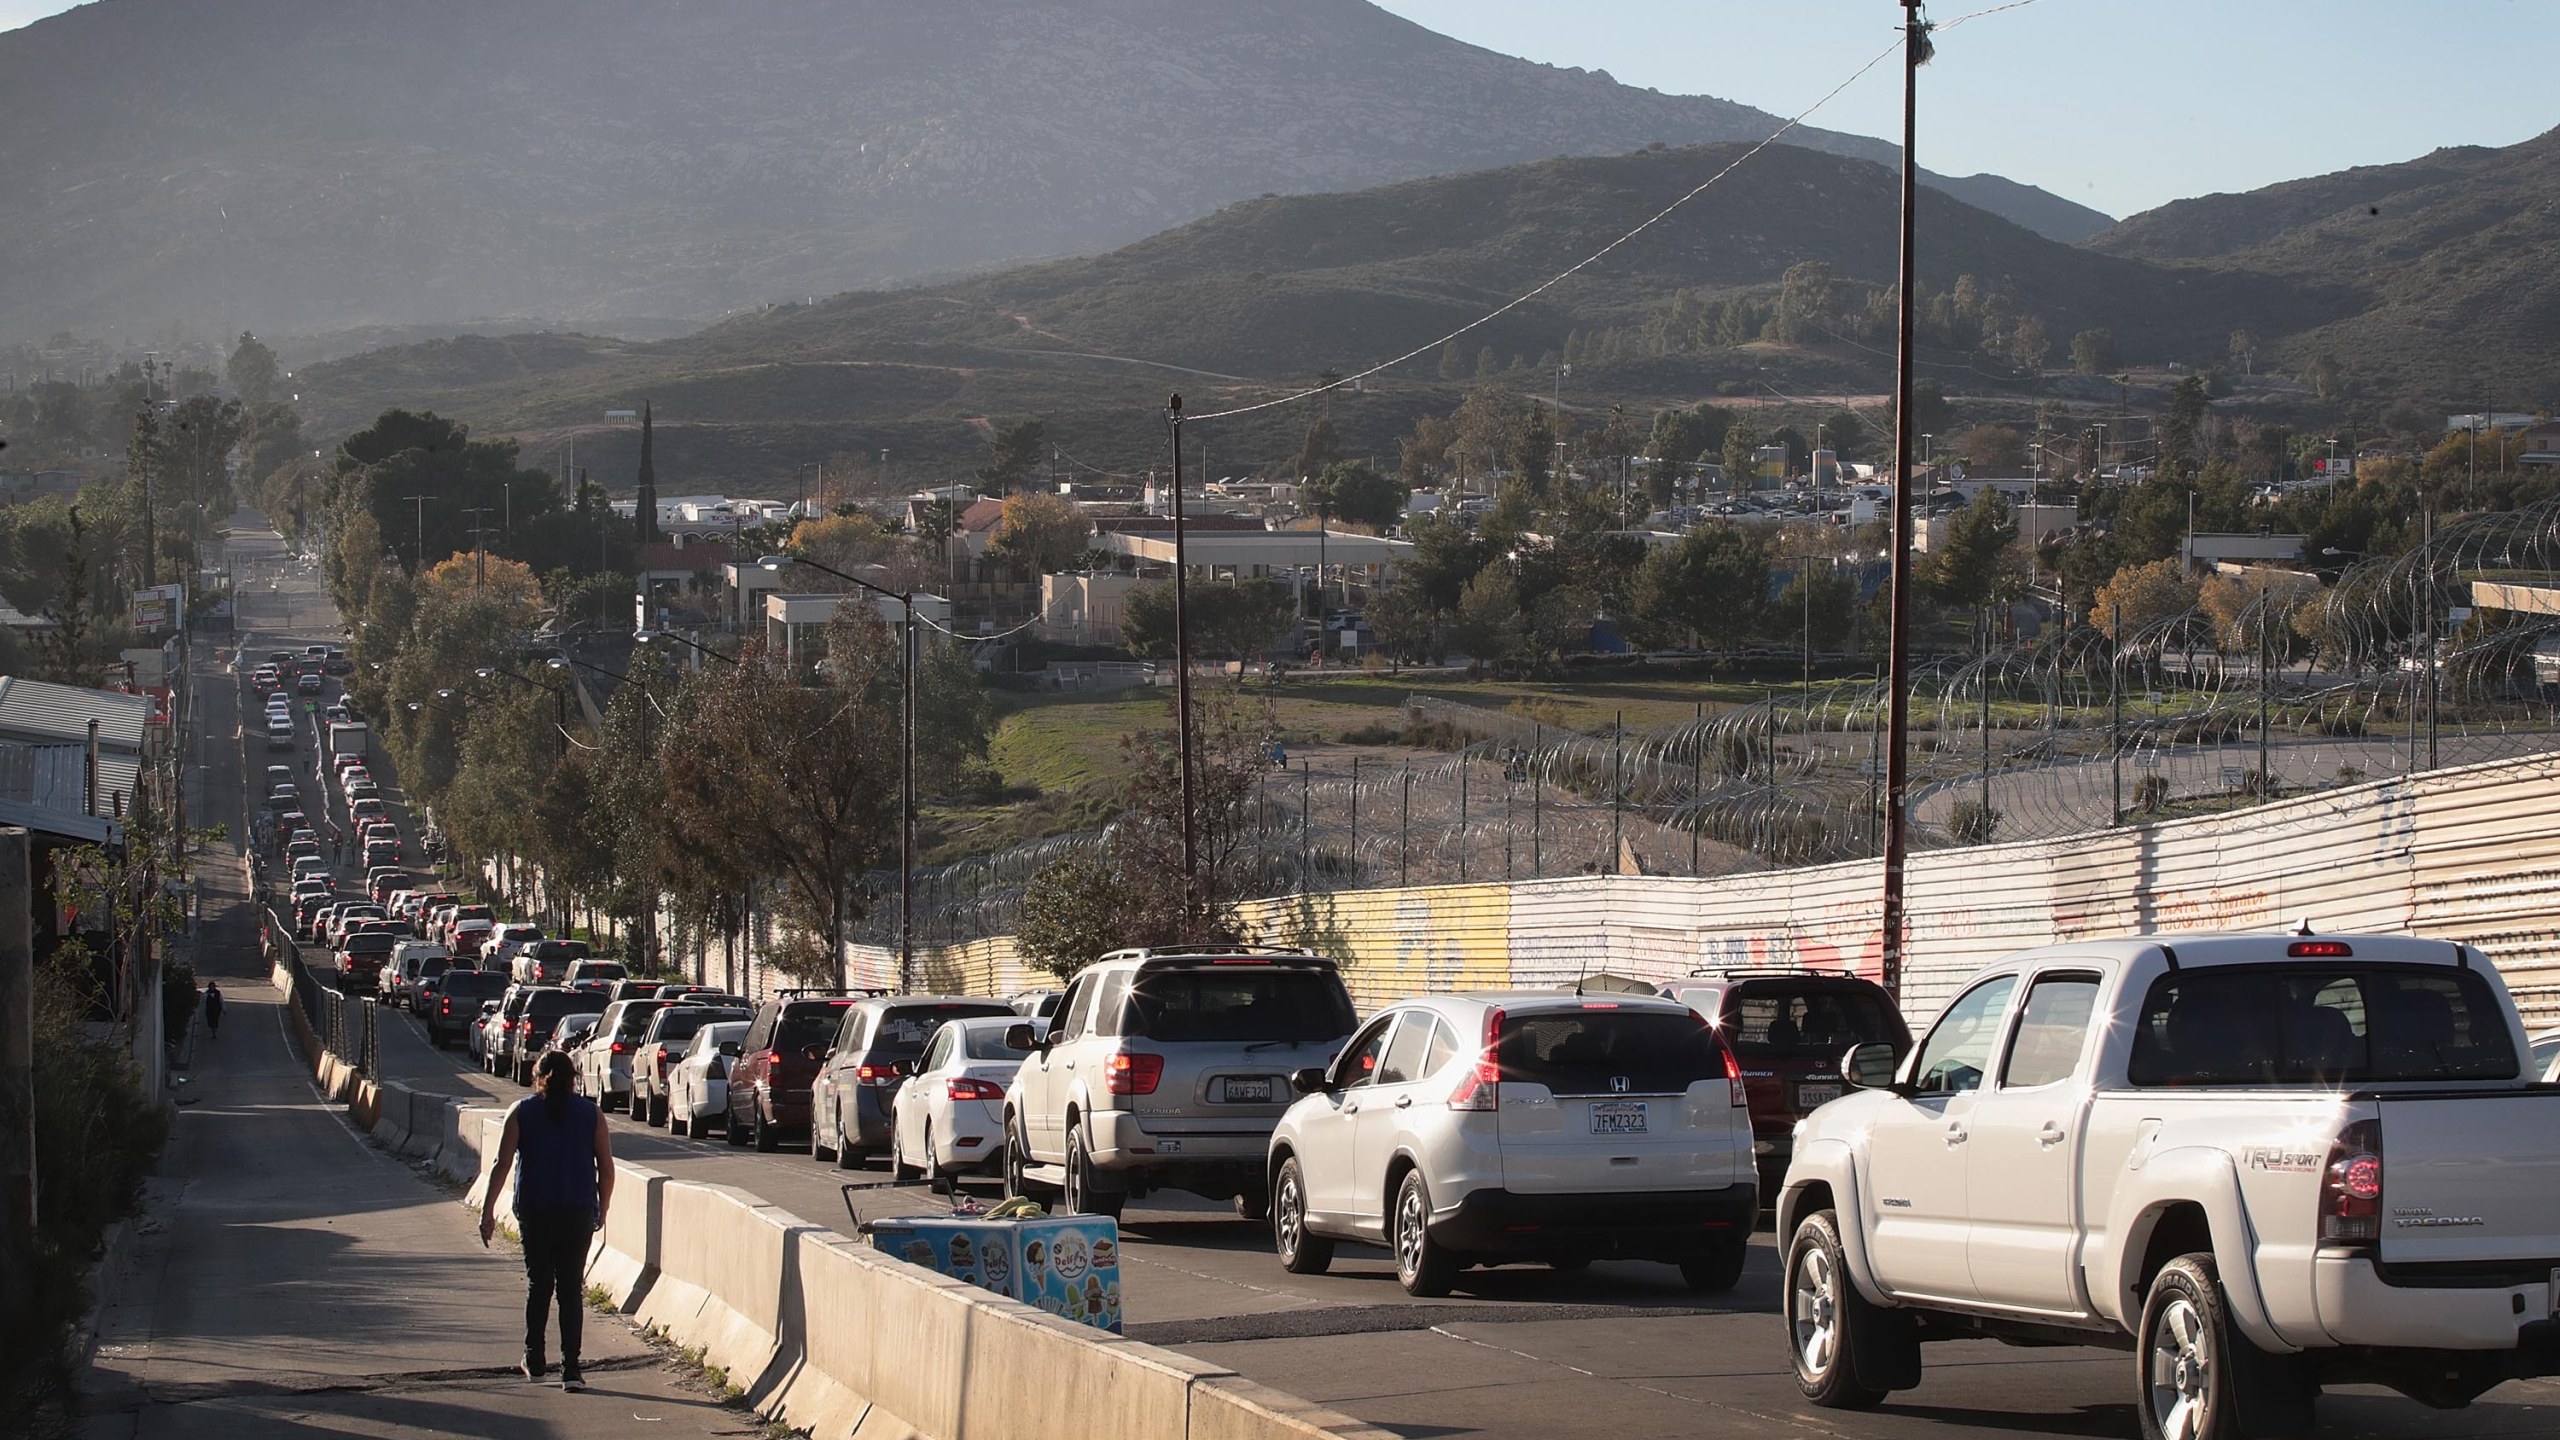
[300,141,2316,487]
[2090,127,2560,400]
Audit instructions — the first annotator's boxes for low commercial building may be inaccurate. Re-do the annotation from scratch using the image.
[764,591,953,667]
[1094,527,1414,590]
[1040,572,1142,645]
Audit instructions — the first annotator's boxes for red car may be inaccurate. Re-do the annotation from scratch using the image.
[336,931,397,993]
[1658,967,1911,1200]
[725,993,860,1152]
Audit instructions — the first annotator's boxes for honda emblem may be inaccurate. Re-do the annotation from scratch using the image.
[1610,1075,1630,1094]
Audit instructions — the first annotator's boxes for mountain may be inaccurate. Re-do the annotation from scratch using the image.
[0,0,2108,345]
[298,141,2309,484]
[2089,127,2560,396]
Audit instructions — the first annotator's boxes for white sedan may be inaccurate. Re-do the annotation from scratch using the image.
[888,1016,1032,1191]
[666,1021,750,1138]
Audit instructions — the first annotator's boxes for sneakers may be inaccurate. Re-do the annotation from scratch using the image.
[559,1363,585,1393]
[520,1351,547,1381]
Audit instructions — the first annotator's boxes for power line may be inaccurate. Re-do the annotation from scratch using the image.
[1180,37,1905,424]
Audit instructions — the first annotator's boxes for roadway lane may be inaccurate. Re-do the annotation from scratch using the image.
[364,996,2560,1440]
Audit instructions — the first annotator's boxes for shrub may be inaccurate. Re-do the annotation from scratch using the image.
[1948,800,2001,846]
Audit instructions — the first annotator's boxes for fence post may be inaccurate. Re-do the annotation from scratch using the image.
[1399,762,1410,887]
[1458,757,1469,884]
[1692,703,1703,875]
[1531,722,1543,879]
[1348,756,1360,882]
[1610,710,1623,874]
[1299,759,1312,891]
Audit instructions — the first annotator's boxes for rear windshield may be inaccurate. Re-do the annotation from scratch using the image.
[1497,1010,1727,1097]
[443,972,509,1000]
[613,1001,670,1039]
[869,1003,1016,1056]
[1723,980,1907,1059]
[779,1002,855,1053]
[962,1027,1034,1062]
[532,941,590,961]
[2128,964,2520,1086]
[648,1007,740,1044]
[344,934,396,955]
[525,991,608,1020]
[569,961,624,979]
[1124,968,1355,1043]
[418,957,451,978]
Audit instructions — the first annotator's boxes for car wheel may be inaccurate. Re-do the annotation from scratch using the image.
[2138,1253,2315,1440]
[812,1101,839,1163]
[924,1126,954,1196]
[669,1104,688,1138]
[752,1105,777,1153]
[1391,1171,1457,1297]
[837,1104,864,1171]
[1784,1209,1913,1408]
[890,1120,923,1183]
[1272,1158,1332,1276]
[1063,1125,1123,1218]
[1680,1237,1748,1294]
[724,1102,749,1147]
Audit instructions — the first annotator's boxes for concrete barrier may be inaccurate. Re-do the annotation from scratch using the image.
[587,1164,665,1303]
[631,1184,818,1396]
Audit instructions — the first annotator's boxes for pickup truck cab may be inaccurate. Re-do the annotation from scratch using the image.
[1779,932,2560,1438]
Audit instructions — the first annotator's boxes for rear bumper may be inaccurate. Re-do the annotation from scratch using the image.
[1431,1183,1759,1259]
[2314,1253,2560,1352]
[1090,1110,1272,1171]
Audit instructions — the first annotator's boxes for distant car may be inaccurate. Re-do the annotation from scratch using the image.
[451,917,495,959]
[813,996,1017,1167]
[605,979,668,1005]
[888,1015,1035,1191]
[429,969,511,1049]
[506,988,607,1084]
[666,1021,751,1138]
[295,673,324,696]
[726,993,863,1151]
[481,922,543,967]
[538,1012,604,1078]
[1655,967,1912,1198]
[511,939,588,985]
[266,717,296,751]
[349,797,388,827]
[383,942,452,1009]
[561,958,624,992]
[2532,1027,2560,1084]
[252,665,280,691]
[576,998,678,1112]
[631,1004,753,1126]
[335,931,398,993]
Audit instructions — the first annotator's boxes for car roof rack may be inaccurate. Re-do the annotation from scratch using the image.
[771,986,889,999]
[1679,966,1859,981]
[1098,943,1327,964]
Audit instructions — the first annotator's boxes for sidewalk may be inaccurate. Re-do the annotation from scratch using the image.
[82,860,754,1435]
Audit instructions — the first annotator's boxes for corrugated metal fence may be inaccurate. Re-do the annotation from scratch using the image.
[845,750,2560,1027]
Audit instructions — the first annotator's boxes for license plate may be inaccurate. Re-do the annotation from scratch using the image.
[1221,1077,1273,1103]
[1797,1081,1845,1109]
[1591,1102,1648,1135]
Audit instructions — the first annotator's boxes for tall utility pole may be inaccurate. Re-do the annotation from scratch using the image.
[1165,396,1199,909]
[0,827,31,1337]
[402,495,430,570]
[1879,1,1932,1002]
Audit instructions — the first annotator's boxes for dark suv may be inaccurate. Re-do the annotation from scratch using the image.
[1657,967,1911,1198]
[509,987,607,1085]
[726,992,862,1152]
[426,969,509,1048]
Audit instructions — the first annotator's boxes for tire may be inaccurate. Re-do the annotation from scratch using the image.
[836,1104,864,1171]
[812,1101,838,1164]
[1680,1237,1748,1294]
[1784,1209,1915,1409]
[669,1106,688,1139]
[724,1101,749,1147]
[648,1095,668,1129]
[752,1106,777,1153]
[1063,1125,1124,1218]
[1234,1188,1270,1223]
[2139,1253,2317,1440]
[1271,1158,1333,1275]
[1391,1170,1457,1297]
[890,1121,924,1183]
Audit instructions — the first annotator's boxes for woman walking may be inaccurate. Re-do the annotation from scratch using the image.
[479,1050,615,1390]
[202,981,224,1040]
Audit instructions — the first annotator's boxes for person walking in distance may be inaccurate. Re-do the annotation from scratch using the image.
[480,1050,615,1390]
[202,981,224,1040]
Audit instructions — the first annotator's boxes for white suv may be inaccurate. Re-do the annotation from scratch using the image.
[1266,991,1758,1296]
[1004,947,1357,1219]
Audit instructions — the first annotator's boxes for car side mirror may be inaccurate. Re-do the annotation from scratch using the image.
[1004,1022,1045,1052]
[802,1044,826,1062]
[1842,1042,1902,1091]
[1290,1066,1332,1096]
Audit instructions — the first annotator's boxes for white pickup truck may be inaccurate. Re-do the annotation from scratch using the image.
[1778,932,2560,1440]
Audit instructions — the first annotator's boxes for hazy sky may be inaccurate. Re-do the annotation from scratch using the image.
[1371,0,2560,217]
[4,0,2552,218]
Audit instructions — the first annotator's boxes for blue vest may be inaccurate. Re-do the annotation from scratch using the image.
[510,1093,601,1219]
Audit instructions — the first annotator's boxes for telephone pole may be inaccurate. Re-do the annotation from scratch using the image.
[1879,1,1933,1001]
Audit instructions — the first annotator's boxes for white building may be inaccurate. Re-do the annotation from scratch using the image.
[764,592,953,667]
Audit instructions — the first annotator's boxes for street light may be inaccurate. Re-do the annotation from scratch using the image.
[474,665,571,759]
[759,552,916,987]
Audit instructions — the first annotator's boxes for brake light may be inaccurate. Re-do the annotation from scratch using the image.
[1448,1007,1505,1112]
[1210,957,1273,965]
[948,1077,1006,1101]
[1104,1051,1164,1095]
[1702,1009,1749,1107]
[2319,1117,2383,1246]
[855,1063,902,1086]
[611,1041,629,1055]
[440,999,453,1016]
[2289,940,2355,958]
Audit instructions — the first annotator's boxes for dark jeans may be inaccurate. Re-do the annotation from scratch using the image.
[518,1206,594,1364]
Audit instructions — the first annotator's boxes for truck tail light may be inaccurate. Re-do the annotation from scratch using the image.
[1713,1017,1749,1108]
[2319,1117,2383,1246]
[1448,1007,1506,1112]
[1104,1051,1163,1095]
[948,1077,1006,1101]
